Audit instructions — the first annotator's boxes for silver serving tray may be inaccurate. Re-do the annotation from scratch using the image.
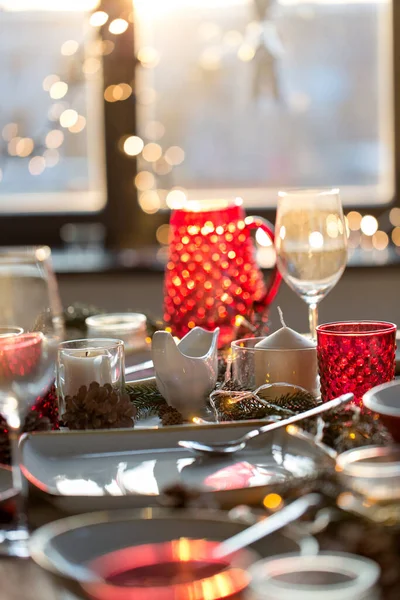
[20,424,334,513]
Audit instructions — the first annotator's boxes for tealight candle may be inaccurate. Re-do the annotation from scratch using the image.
[254,309,318,393]
[57,339,125,413]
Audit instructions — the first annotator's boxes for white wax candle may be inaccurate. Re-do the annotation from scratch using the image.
[60,348,112,397]
[254,308,318,394]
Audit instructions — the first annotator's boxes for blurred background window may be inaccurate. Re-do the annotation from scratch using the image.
[134,0,394,210]
[0,0,106,214]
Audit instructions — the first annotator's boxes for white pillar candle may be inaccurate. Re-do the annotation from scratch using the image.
[254,308,318,394]
[60,348,113,397]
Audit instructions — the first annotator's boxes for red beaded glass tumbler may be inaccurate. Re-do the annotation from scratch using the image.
[317,321,396,407]
[164,199,281,346]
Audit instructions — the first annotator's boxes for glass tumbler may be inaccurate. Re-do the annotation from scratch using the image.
[249,552,381,600]
[57,339,125,414]
[317,321,396,407]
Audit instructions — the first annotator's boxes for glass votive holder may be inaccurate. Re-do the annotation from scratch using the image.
[85,313,147,354]
[57,339,125,413]
[0,327,23,339]
[249,552,381,600]
[231,338,318,395]
[317,321,396,407]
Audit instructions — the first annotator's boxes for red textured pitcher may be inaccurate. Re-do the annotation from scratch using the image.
[163,199,281,346]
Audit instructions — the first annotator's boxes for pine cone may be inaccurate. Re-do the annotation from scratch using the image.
[161,407,184,426]
[62,382,137,430]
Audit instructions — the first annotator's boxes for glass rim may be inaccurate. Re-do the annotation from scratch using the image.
[0,326,24,335]
[0,245,51,263]
[336,445,400,479]
[250,551,380,596]
[0,331,43,350]
[178,197,244,213]
[316,320,396,336]
[85,313,146,331]
[58,338,124,352]
[278,188,340,198]
[231,337,316,352]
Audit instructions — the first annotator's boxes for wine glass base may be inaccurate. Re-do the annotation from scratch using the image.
[0,527,30,558]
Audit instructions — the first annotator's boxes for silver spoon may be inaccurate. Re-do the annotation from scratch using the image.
[178,392,354,456]
[213,493,320,558]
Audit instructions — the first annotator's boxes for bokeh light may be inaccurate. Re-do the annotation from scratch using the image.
[346,212,362,231]
[164,146,185,166]
[83,57,101,75]
[124,136,144,156]
[237,44,255,62]
[61,40,79,56]
[2,123,18,142]
[372,230,389,251]
[59,109,78,128]
[389,207,400,227]
[137,46,160,68]
[392,227,400,246]
[49,81,68,100]
[28,156,46,176]
[156,224,170,245]
[42,74,60,92]
[15,137,34,157]
[138,190,161,214]
[69,116,86,133]
[43,149,59,167]
[135,170,155,191]
[142,142,162,162]
[255,228,272,247]
[360,215,378,236]
[89,11,108,27]
[144,121,165,140]
[166,189,187,209]
[109,18,128,35]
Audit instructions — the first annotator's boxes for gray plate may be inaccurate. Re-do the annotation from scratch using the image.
[20,425,334,513]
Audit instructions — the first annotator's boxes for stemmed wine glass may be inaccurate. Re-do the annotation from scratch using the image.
[275,189,348,339]
[0,246,64,556]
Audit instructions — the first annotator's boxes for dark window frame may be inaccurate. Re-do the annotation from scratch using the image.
[0,0,398,252]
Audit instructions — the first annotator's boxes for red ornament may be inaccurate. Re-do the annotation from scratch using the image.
[163,200,281,346]
[317,321,396,408]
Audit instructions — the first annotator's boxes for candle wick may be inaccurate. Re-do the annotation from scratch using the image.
[277,306,287,328]
[86,351,89,357]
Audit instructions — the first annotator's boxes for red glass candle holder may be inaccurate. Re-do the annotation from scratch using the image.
[163,199,281,347]
[317,321,397,407]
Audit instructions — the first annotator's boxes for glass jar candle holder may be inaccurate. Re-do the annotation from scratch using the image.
[231,338,318,395]
[57,339,125,414]
[249,552,381,600]
[85,313,147,354]
[317,321,396,407]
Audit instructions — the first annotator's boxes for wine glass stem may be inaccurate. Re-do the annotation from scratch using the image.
[308,303,318,340]
[8,424,28,531]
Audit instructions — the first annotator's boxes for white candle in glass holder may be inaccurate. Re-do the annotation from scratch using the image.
[254,309,318,394]
[60,348,112,397]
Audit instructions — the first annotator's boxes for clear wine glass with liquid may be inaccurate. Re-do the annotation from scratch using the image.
[275,189,348,339]
[0,246,64,556]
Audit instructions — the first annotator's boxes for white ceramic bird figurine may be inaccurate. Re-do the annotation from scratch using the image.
[152,327,220,419]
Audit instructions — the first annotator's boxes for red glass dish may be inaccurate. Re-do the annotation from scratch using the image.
[163,199,281,347]
[317,321,397,408]
[83,539,251,600]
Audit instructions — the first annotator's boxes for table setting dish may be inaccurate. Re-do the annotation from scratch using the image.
[29,505,318,597]
[20,423,334,514]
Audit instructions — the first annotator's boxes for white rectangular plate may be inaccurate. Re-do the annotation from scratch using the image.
[21,424,334,514]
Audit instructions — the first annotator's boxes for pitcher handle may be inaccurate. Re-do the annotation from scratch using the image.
[244,215,282,307]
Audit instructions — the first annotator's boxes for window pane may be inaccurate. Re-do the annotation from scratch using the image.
[0,1,106,214]
[134,0,394,209]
